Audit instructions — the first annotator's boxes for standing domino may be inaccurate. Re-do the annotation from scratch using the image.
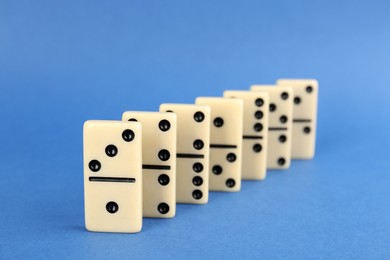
[276,79,318,159]
[122,112,176,218]
[250,86,293,169]
[83,120,142,233]
[195,97,243,192]
[159,104,210,204]
[223,91,269,180]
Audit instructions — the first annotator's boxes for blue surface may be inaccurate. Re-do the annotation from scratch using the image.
[1,0,390,258]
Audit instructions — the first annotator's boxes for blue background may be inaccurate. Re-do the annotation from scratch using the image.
[1,0,389,258]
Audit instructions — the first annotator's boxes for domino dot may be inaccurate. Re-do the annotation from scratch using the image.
[270,103,276,112]
[281,92,289,100]
[212,165,223,175]
[88,160,101,172]
[294,97,301,105]
[158,174,170,186]
[278,157,286,166]
[158,149,170,161]
[280,116,288,124]
[255,111,263,119]
[306,86,313,93]
[159,120,171,132]
[193,176,203,186]
[192,190,203,200]
[128,118,137,122]
[105,145,118,157]
[279,135,287,143]
[193,162,204,173]
[158,203,170,214]
[193,139,204,150]
[166,110,173,112]
[226,179,236,188]
[194,111,205,122]
[255,98,264,107]
[214,117,224,127]
[122,129,135,142]
[106,201,119,214]
[253,144,262,153]
[226,153,236,162]
[254,123,263,132]
[304,127,311,134]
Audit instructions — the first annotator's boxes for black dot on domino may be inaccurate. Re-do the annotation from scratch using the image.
[304,126,311,134]
[193,139,204,150]
[192,176,203,186]
[294,97,301,105]
[212,165,222,175]
[194,111,205,122]
[166,110,174,113]
[226,153,236,162]
[255,111,263,119]
[281,92,289,100]
[270,103,276,112]
[159,119,171,132]
[214,117,224,127]
[105,145,118,157]
[158,203,170,214]
[192,190,203,200]
[106,201,119,214]
[193,162,204,173]
[278,157,286,166]
[280,115,288,124]
[226,179,236,188]
[89,160,101,172]
[254,123,263,132]
[128,118,137,122]
[193,162,203,173]
[253,144,262,153]
[158,174,170,186]
[306,86,313,93]
[158,149,170,161]
[255,98,264,107]
[279,135,287,143]
[122,129,135,142]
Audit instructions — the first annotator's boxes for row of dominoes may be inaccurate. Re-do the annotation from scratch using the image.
[83,79,318,233]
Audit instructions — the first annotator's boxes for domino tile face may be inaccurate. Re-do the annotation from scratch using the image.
[160,104,210,204]
[83,120,142,233]
[122,112,177,218]
[250,85,293,169]
[195,97,243,191]
[223,91,269,180]
[276,79,318,159]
